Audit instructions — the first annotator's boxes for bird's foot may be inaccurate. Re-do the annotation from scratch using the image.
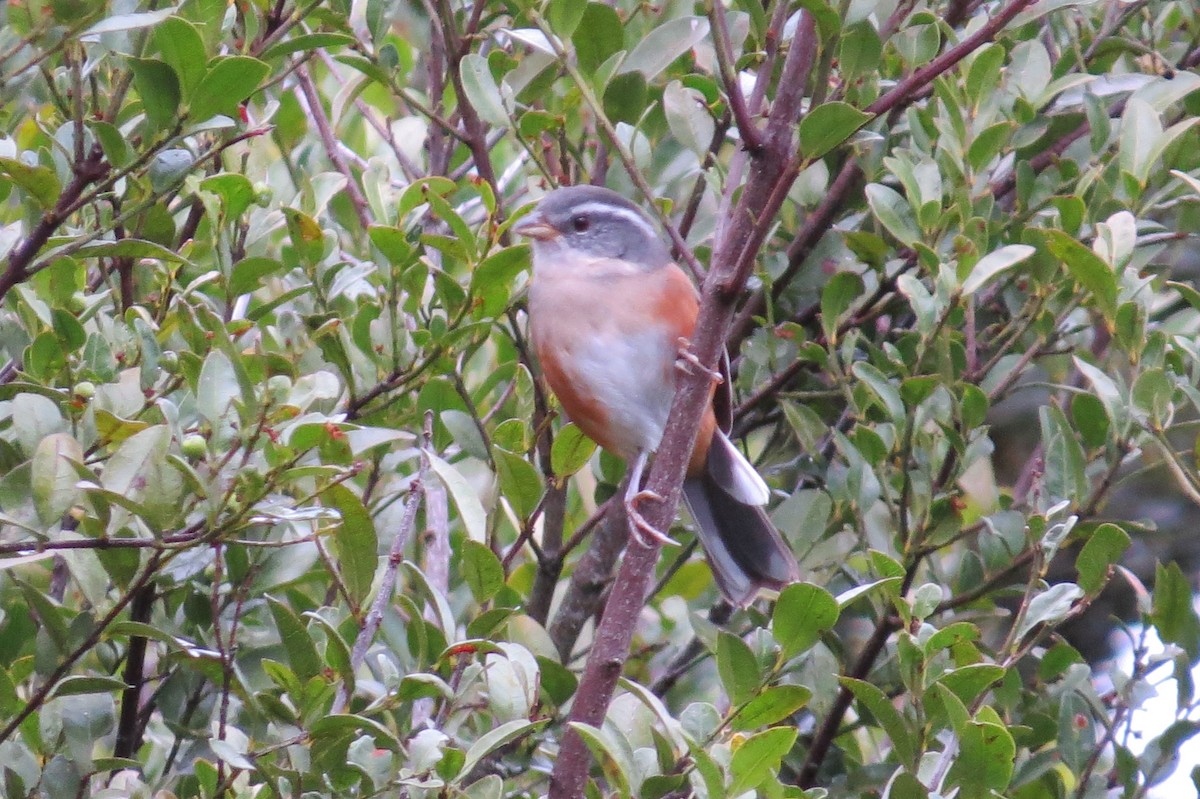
[625,489,680,548]
[675,337,723,383]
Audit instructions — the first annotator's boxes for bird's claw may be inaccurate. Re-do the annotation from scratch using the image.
[675,337,723,383]
[625,489,680,548]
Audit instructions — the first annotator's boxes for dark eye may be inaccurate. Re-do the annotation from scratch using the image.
[571,215,590,232]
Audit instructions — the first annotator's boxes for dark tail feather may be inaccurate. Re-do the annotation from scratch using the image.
[682,474,800,607]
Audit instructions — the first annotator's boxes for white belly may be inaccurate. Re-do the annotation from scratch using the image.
[565,328,675,457]
[529,267,679,460]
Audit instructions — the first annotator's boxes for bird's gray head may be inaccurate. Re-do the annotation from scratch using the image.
[513,185,672,270]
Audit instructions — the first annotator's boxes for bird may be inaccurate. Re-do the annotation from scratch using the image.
[513,184,799,606]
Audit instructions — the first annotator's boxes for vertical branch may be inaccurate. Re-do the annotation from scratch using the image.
[709,1,762,153]
[334,484,423,714]
[527,386,568,625]
[421,411,450,599]
[112,582,156,762]
[426,12,451,177]
[0,143,108,301]
[0,551,167,746]
[433,0,503,209]
[547,14,819,799]
[295,65,374,230]
[547,504,626,661]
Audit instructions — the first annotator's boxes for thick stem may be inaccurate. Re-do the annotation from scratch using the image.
[112,583,156,762]
[547,14,819,799]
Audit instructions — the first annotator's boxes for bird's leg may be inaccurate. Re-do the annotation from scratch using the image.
[624,450,679,548]
[675,337,723,383]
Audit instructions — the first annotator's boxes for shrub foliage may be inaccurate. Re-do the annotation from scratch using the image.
[2,0,1200,797]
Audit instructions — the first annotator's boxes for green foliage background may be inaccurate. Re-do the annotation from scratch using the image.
[1,0,1200,797]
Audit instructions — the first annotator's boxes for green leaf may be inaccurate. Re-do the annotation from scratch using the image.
[966,44,1006,107]
[960,244,1035,296]
[0,157,61,210]
[128,57,181,130]
[888,772,930,799]
[1070,392,1110,451]
[602,71,648,125]
[74,238,192,265]
[967,120,1014,171]
[1153,561,1200,662]
[307,611,355,690]
[310,713,401,751]
[923,621,981,656]
[266,596,322,682]
[86,121,130,168]
[799,102,873,160]
[567,722,634,797]
[663,80,715,157]
[865,183,921,246]
[1076,523,1131,595]
[620,16,710,80]
[49,675,129,698]
[461,540,505,603]
[947,721,1016,794]
[17,579,71,651]
[260,32,356,61]
[82,7,175,35]
[153,17,207,98]
[548,0,587,38]
[730,684,811,731]
[200,173,255,220]
[323,484,379,607]
[1119,98,1161,188]
[1040,229,1117,318]
[457,720,544,782]
[189,56,269,122]
[94,410,150,444]
[493,448,544,519]
[728,726,798,796]
[470,245,528,317]
[773,582,839,659]
[820,271,864,340]
[572,3,624,75]
[551,423,596,480]
[1038,404,1088,504]
[427,454,488,542]
[459,53,510,128]
[1016,583,1083,642]
[852,361,905,423]
[398,672,455,701]
[842,677,916,766]
[839,21,882,81]
[1132,368,1173,424]
[197,349,240,424]
[101,425,184,530]
[717,631,761,705]
[229,256,285,295]
[32,433,83,526]
[934,663,1007,706]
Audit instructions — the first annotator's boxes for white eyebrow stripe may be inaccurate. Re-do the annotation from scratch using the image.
[571,201,659,238]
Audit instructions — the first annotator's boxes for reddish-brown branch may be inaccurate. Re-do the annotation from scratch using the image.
[547,13,819,799]
[0,143,108,302]
[0,551,164,746]
[295,66,373,230]
[709,2,763,153]
[112,582,156,762]
[547,506,628,662]
[865,0,1039,118]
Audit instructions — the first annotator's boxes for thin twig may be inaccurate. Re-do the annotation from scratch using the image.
[333,483,423,714]
[295,65,373,230]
